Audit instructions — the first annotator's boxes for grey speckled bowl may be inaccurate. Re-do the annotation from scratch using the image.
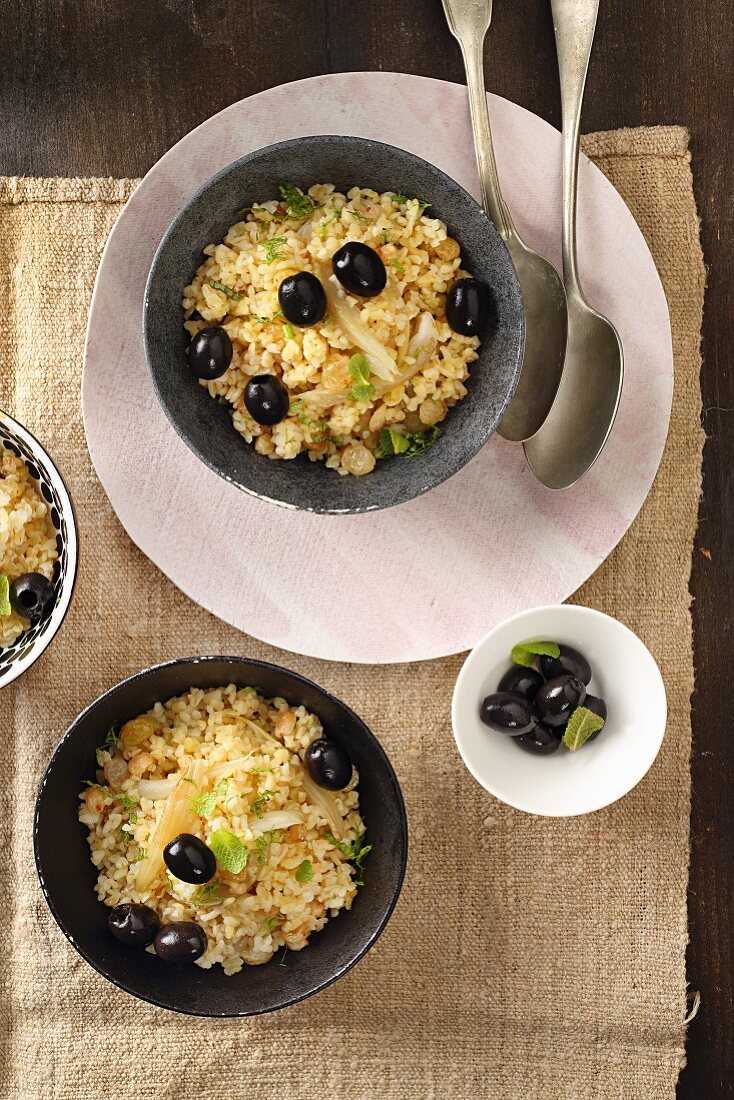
[144,136,524,514]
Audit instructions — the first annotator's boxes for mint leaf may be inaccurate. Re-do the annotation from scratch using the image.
[511,640,561,668]
[208,279,242,301]
[325,831,372,885]
[193,877,225,905]
[254,830,282,865]
[210,828,248,873]
[348,354,375,402]
[563,706,605,751]
[0,575,10,617]
[295,859,313,883]
[249,790,273,818]
[376,426,440,459]
[96,724,119,766]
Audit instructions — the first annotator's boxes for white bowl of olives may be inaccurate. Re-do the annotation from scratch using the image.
[451,604,667,817]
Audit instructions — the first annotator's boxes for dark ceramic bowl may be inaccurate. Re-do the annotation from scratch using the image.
[144,135,524,514]
[34,656,407,1016]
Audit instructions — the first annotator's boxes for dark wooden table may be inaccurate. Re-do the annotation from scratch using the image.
[1,1,731,1093]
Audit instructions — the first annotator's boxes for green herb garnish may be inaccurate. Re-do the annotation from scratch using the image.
[295,859,313,883]
[83,782,138,821]
[348,353,375,402]
[278,180,320,220]
[249,790,273,818]
[319,212,338,239]
[210,828,248,874]
[263,915,283,933]
[0,574,10,617]
[290,401,334,444]
[393,193,431,211]
[283,322,296,341]
[392,258,405,275]
[278,945,289,967]
[346,208,371,224]
[254,830,282,865]
[189,778,228,820]
[193,877,225,905]
[325,831,372,886]
[563,707,605,751]
[376,426,440,459]
[133,847,148,863]
[262,237,287,264]
[208,279,242,301]
[511,640,561,668]
[381,229,390,245]
[95,725,119,766]
[116,825,130,844]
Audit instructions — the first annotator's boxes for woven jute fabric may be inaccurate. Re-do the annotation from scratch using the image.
[0,126,705,1099]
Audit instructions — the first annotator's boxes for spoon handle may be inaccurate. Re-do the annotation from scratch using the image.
[440,0,512,239]
[552,0,600,297]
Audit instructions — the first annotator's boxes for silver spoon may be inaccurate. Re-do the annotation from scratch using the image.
[441,0,568,442]
[524,0,623,488]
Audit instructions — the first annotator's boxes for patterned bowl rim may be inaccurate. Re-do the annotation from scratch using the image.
[0,410,79,688]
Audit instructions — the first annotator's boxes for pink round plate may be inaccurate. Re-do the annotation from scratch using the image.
[82,72,672,664]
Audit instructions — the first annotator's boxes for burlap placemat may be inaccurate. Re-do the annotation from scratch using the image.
[0,125,704,1099]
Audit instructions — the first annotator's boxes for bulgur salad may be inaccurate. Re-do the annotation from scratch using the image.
[0,445,58,646]
[79,684,369,973]
[182,181,494,476]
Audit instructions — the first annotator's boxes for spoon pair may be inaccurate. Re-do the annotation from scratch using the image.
[441,0,623,488]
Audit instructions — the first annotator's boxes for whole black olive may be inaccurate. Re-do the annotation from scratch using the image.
[164,833,217,884]
[304,737,352,791]
[187,325,233,380]
[154,921,208,964]
[108,902,160,947]
[535,675,586,727]
[582,693,608,741]
[278,271,327,327]
[515,724,562,755]
[497,665,544,702]
[479,692,538,736]
[244,374,290,425]
[540,645,592,685]
[446,278,493,337]
[9,572,55,622]
[332,241,387,297]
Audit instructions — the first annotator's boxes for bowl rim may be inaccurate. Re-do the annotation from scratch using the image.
[0,409,79,689]
[33,654,409,1016]
[451,603,667,818]
[142,133,524,516]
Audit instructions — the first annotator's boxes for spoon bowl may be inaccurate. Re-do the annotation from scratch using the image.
[524,294,623,487]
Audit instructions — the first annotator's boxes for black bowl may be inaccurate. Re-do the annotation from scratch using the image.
[34,657,407,1016]
[144,135,524,514]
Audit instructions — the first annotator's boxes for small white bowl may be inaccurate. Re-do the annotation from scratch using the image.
[451,604,667,817]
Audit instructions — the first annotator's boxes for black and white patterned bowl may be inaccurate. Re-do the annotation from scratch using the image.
[0,411,78,688]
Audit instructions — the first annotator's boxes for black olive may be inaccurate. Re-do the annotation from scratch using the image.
[244,374,290,425]
[108,902,160,947]
[535,675,586,727]
[497,665,544,702]
[540,645,592,685]
[187,325,233,380]
[479,692,538,736]
[154,921,208,964]
[163,833,216,884]
[582,693,608,741]
[332,241,387,297]
[8,572,55,622]
[304,737,352,790]
[515,724,562,755]
[446,278,493,337]
[278,271,327,327]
